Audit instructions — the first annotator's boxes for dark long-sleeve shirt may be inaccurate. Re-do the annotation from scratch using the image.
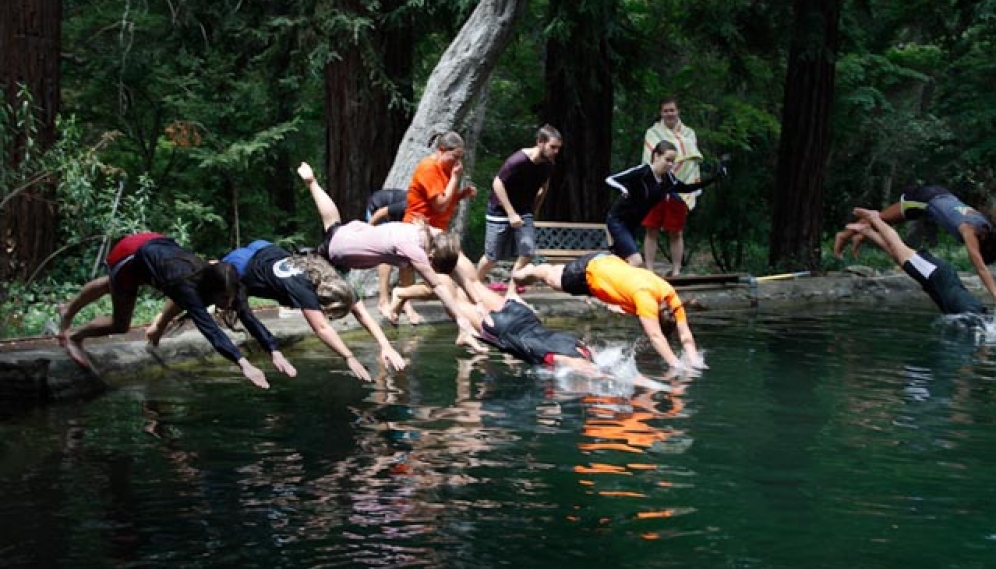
[605,164,714,227]
[136,238,278,362]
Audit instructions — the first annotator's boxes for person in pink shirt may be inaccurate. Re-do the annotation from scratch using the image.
[297,162,482,349]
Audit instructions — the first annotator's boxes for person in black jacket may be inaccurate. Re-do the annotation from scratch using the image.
[57,233,296,388]
[605,140,723,269]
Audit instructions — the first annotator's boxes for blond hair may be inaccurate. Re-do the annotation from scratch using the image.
[285,254,356,320]
[428,231,462,274]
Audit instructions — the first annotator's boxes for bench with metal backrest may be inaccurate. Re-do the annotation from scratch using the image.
[533,221,612,264]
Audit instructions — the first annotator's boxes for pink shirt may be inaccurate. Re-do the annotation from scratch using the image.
[326,220,429,270]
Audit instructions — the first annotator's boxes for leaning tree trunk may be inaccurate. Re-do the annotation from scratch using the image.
[382,0,529,193]
[323,1,415,223]
[768,0,842,272]
[539,0,615,223]
[0,0,61,284]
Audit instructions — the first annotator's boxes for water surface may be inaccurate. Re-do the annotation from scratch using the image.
[1,305,994,568]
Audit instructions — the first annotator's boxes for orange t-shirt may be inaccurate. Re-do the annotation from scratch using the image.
[403,155,458,230]
[585,255,686,322]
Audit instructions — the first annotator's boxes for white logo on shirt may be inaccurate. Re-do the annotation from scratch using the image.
[273,259,303,278]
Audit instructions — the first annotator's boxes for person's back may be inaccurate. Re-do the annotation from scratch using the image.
[585,254,677,317]
[366,189,408,224]
[480,299,590,365]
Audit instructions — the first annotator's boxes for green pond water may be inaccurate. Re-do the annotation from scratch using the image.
[1,305,995,569]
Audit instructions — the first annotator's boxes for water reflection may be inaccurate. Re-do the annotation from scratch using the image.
[567,364,696,539]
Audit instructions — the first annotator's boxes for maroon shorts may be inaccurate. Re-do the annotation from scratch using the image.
[106,233,164,296]
[642,196,688,232]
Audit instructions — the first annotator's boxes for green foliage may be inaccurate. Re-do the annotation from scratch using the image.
[0,280,164,340]
[1,85,52,207]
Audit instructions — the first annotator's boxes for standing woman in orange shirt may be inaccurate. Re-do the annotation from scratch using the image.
[380,132,478,323]
[403,131,478,230]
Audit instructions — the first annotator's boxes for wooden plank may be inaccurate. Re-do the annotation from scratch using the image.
[664,273,746,286]
[535,249,606,264]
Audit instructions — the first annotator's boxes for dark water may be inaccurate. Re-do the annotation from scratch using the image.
[2,305,995,569]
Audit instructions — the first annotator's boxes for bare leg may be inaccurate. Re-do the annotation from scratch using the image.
[668,230,684,276]
[850,207,916,265]
[503,254,532,298]
[643,227,660,271]
[476,254,496,282]
[377,264,394,319]
[397,265,422,324]
[298,162,342,231]
[511,263,566,292]
[146,298,184,346]
[58,276,112,338]
[59,278,136,368]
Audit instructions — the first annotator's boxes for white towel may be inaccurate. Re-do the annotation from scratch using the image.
[643,120,704,210]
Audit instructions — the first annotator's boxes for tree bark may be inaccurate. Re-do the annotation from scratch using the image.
[538,0,615,223]
[0,0,61,283]
[323,3,415,222]
[382,0,528,192]
[768,0,842,271]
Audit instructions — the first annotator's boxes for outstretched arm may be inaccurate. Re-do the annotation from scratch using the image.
[146,298,184,346]
[350,301,406,373]
[638,315,681,368]
[301,307,372,382]
[961,226,996,303]
[669,166,726,193]
[408,259,478,338]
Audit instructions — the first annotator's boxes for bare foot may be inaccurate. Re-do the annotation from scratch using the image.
[62,337,94,370]
[146,323,164,347]
[456,329,488,354]
[404,303,423,326]
[387,290,422,326]
[377,300,394,321]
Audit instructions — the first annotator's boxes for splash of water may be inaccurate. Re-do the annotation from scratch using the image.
[937,312,996,344]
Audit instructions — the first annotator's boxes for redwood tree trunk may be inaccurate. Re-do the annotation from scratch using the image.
[0,0,61,283]
[768,0,842,271]
[539,0,614,223]
[323,5,415,222]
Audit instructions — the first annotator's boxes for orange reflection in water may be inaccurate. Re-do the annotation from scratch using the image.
[570,372,693,531]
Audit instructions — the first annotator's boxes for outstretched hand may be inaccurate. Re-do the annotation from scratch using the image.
[380,346,407,373]
[346,357,373,383]
[240,360,270,389]
[271,350,297,378]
